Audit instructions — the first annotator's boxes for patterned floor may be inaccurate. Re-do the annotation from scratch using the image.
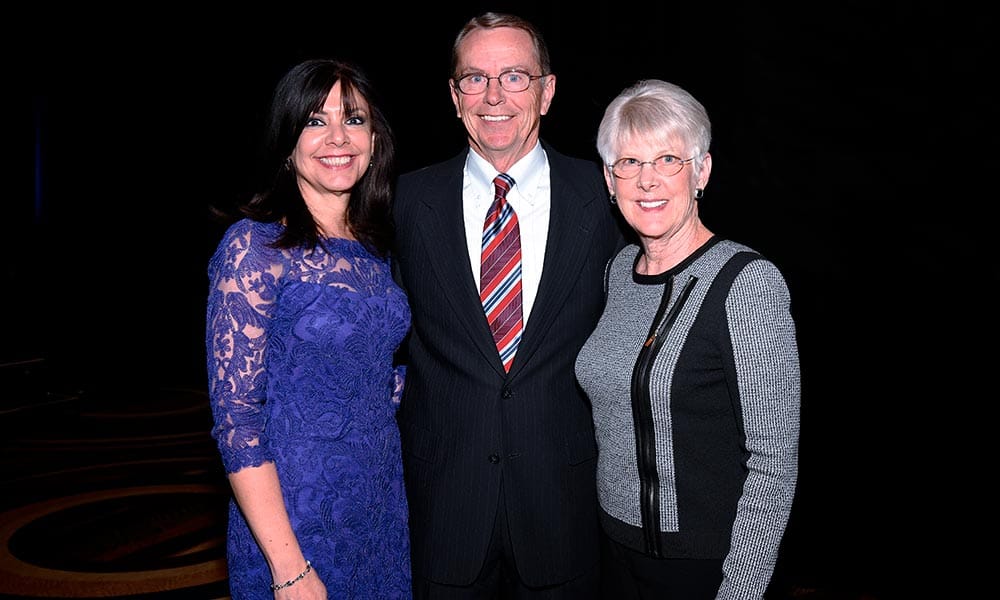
[0,361,230,599]
[0,359,888,600]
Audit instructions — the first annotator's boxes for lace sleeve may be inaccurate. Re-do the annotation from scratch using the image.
[205,222,282,473]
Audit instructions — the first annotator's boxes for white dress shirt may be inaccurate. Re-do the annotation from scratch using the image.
[463,143,551,329]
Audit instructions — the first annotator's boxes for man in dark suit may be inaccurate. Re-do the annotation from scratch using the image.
[392,11,624,600]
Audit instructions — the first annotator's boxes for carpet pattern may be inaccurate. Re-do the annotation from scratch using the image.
[0,361,231,599]
[0,360,884,600]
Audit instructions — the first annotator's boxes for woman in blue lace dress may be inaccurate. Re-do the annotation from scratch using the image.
[206,59,411,599]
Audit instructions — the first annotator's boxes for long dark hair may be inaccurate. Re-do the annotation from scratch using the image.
[237,58,396,257]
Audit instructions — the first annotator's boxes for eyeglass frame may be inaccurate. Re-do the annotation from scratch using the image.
[452,69,549,95]
[607,154,697,179]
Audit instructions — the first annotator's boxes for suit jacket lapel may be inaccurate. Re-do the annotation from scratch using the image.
[509,153,598,376]
[414,152,508,374]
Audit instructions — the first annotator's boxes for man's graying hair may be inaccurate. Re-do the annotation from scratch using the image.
[451,12,552,78]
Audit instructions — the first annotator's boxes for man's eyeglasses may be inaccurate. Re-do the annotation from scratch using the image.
[609,155,696,179]
[452,70,548,95]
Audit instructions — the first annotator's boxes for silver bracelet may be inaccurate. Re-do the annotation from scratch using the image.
[270,560,312,591]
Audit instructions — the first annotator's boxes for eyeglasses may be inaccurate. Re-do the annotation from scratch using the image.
[609,155,696,179]
[452,70,548,95]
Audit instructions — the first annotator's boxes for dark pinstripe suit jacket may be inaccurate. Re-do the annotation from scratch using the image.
[392,141,624,587]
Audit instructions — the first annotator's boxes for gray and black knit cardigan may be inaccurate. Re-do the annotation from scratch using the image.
[575,236,801,600]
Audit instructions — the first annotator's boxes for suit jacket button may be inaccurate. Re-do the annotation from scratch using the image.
[501,386,512,399]
[488,453,500,464]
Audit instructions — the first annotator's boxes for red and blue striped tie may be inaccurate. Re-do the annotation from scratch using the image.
[481,173,521,372]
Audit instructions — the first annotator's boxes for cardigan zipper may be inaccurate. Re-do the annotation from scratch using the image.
[629,275,697,558]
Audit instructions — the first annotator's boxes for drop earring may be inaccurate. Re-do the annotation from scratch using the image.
[694,188,704,199]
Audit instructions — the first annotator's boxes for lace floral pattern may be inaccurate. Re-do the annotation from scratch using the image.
[207,219,411,598]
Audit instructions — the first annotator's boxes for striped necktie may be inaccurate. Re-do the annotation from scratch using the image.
[480,173,522,372]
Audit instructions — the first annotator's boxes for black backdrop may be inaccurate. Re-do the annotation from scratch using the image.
[15,2,990,597]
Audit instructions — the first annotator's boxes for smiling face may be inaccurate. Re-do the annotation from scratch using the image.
[606,134,712,248]
[292,80,374,203]
[450,26,555,173]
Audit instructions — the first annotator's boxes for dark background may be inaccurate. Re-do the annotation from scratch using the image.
[14,2,990,597]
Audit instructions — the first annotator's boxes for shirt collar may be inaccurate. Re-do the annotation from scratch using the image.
[466,142,546,207]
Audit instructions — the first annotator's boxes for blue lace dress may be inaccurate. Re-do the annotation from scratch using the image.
[206,219,411,599]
